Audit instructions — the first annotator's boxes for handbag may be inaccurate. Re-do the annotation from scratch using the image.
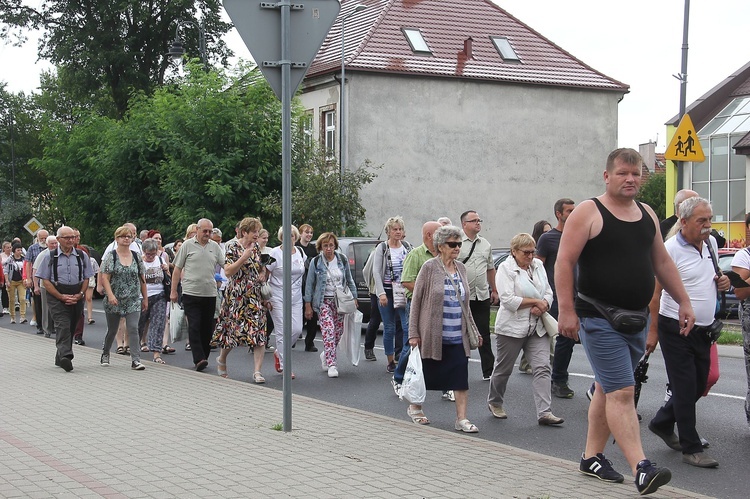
[158,256,172,297]
[578,292,648,334]
[386,244,407,309]
[440,262,480,349]
[541,312,558,336]
[169,302,187,343]
[259,281,273,301]
[399,346,426,404]
[325,255,356,314]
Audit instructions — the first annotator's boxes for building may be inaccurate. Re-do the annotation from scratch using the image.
[299,0,628,242]
[665,61,750,247]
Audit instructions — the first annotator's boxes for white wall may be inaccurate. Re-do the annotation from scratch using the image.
[300,72,624,246]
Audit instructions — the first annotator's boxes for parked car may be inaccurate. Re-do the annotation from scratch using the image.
[492,248,510,269]
[337,237,383,322]
[717,248,740,318]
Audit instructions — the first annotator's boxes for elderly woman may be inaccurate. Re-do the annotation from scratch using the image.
[137,238,170,364]
[100,226,148,370]
[488,233,563,425]
[373,216,412,373]
[408,225,480,432]
[212,217,269,383]
[304,232,357,378]
[4,243,27,323]
[1,241,11,315]
[267,225,306,378]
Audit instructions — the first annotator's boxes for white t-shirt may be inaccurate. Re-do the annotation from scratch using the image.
[266,246,306,304]
[660,233,718,326]
[324,257,343,297]
[142,257,166,297]
[730,247,750,271]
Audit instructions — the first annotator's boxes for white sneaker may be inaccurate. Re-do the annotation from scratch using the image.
[327,366,339,378]
[2,308,9,314]
[30,320,37,326]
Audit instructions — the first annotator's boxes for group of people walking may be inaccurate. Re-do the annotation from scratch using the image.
[8,148,750,497]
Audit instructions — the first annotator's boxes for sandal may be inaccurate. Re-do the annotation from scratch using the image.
[407,406,430,425]
[140,343,149,352]
[454,419,479,433]
[185,343,191,351]
[116,346,126,355]
[123,346,130,355]
[88,319,95,325]
[153,357,166,364]
[217,360,228,378]
[162,345,176,354]
[253,371,266,384]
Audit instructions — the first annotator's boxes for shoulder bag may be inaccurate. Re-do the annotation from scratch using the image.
[325,254,356,315]
[386,244,407,309]
[440,261,479,349]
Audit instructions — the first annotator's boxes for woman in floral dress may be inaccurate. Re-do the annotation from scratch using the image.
[212,217,269,383]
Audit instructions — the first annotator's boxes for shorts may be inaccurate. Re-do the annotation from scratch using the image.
[578,317,646,394]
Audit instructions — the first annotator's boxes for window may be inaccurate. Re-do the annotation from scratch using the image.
[491,36,520,62]
[402,28,432,55]
[693,96,750,222]
[324,109,336,160]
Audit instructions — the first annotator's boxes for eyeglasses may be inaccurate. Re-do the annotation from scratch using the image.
[58,235,76,240]
[118,235,132,239]
[445,241,462,248]
[465,218,482,224]
[518,249,535,256]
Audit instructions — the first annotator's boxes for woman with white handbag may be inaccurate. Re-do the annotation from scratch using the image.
[488,233,563,426]
[304,232,357,378]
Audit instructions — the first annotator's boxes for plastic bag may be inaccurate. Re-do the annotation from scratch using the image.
[399,346,426,404]
[169,303,187,343]
[339,310,363,366]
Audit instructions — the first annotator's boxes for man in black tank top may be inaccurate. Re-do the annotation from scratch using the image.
[555,148,696,495]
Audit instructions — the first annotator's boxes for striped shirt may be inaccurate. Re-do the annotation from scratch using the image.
[442,272,464,344]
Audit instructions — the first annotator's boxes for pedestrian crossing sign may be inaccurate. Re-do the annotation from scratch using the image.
[665,114,705,162]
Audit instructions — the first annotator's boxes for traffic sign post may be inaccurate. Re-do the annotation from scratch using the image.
[665,113,705,162]
[223,0,340,433]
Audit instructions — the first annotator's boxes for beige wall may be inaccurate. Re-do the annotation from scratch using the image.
[300,72,624,246]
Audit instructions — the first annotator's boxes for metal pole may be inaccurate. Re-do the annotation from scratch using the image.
[340,17,347,236]
[676,0,690,188]
[10,111,16,204]
[280,0,294,433]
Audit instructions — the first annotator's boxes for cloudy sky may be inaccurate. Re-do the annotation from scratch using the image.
[2,0,749,150]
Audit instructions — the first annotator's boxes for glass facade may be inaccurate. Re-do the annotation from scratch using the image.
[693,96,750,222]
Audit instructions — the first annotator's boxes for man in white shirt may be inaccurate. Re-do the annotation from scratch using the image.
[646,197,727,468]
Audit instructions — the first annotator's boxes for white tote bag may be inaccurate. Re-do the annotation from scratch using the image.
[169,303,188,343]
[338,310,363,366]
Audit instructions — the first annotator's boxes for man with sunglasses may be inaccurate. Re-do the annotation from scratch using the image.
[458,211,498,380]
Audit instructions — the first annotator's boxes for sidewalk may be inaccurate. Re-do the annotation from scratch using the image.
[0,328,711,499]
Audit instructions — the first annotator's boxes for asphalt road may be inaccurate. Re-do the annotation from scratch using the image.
[7,301,749,498]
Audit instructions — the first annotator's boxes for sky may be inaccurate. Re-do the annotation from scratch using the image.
[2,0,749,151]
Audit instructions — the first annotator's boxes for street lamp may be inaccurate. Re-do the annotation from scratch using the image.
[167,20,208,70]
[340,3,367,235]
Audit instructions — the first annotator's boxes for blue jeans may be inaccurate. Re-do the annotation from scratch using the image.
[378,288,408,357]
[393,300,411,383]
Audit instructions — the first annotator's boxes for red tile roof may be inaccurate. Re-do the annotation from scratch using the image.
[306,0,628,92]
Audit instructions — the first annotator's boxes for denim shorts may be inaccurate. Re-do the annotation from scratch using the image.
[578,317,646,394]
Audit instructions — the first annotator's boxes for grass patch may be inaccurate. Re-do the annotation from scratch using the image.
[271,423,283,431]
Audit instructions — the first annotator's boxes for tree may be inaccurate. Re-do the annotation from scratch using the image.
[637,172,666,220]
[1,0,232,118]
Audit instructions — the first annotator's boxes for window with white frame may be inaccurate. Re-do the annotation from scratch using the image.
[324,109,336,160]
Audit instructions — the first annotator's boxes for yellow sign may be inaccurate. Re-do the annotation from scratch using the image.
[23,217,43,236]
[665,114,705,162]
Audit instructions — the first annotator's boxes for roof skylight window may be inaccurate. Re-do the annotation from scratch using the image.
[402,28,432,55]
[491,36,520,62]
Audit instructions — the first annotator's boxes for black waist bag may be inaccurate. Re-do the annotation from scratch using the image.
[578,292,648,334]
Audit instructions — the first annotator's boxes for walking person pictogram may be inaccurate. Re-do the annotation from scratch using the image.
[674,136,684,156]
[684,130,695,157]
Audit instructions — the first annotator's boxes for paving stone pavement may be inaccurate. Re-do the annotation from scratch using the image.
[0,328,713,499]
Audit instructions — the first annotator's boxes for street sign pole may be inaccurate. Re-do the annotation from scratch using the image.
[280,0,293,433]
[223,0,340,433]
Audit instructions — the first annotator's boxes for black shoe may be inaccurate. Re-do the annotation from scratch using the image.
[44,332,51,338]
[648,422,681,451]
[386,362,396,373]
[579,453,624,483]
[59,358,73,372]
[195,359,208,372]
[305,346,319,352]
[635,460,671,495]
[36,329,44,335]
[364,348,376,361]
[74,337,86,346]
[551,382,575,399]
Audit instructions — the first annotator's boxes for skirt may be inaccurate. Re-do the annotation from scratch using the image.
[422,343,469,391]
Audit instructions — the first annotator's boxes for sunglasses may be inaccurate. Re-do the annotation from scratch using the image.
[518,249,535,256]
[445,241,462,248]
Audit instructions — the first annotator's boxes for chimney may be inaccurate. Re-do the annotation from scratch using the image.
[464,37,473,59]
[639,141,656,173]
